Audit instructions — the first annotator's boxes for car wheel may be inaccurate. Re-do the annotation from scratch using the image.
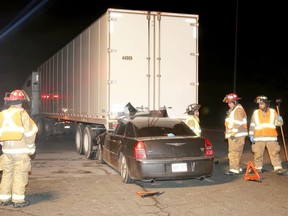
[119,153,133,183]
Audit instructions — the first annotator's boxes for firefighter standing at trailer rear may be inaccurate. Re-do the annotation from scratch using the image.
[223,93,248,175]
[185,103,201,136]
[249,95,284,174]
[0,90,38,208]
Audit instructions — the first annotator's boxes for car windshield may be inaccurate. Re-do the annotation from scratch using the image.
[137,123,195,137]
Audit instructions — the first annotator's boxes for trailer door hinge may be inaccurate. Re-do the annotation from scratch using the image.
[108,49,117,53]
[190,23,199,27]
[108,80,117,84]
[190,82,199,86]
[109,17,117,22]
[190,52,199,57]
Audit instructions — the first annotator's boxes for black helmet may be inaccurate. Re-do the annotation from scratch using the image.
[254,95,270,104]
[185,103,201,114]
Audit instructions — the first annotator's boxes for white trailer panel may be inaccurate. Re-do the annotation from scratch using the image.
[36,8,199,128]
[108,10,150,113]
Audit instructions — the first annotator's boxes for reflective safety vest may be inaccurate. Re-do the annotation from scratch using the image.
[185,115,201,136]
[249,108,278,141]
[0,108,25,141]
[225,104,248,138]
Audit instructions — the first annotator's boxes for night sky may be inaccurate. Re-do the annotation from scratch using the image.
[0,0,287,129]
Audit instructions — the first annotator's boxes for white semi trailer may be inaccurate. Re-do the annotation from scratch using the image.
[21,8,199,159]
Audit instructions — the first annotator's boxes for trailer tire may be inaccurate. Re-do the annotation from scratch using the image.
[75,125,84,155]
[44,119,53,137]
[83,126,97,159]
[35,118,44,137]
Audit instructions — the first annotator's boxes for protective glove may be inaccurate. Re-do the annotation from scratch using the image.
[28,145,36,155]
[250,136,255,143]
[278,116,283,121]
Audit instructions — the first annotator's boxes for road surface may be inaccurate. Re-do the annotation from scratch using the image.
[0,129,288,216]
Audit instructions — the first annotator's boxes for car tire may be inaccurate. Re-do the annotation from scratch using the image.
[119,153,133,183]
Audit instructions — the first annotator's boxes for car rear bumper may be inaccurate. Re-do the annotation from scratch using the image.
[128,157,214,181]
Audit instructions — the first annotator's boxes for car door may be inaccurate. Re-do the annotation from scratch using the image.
[109,121,126,168]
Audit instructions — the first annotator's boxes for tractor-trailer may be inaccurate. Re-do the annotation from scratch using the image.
[22,8,199,159]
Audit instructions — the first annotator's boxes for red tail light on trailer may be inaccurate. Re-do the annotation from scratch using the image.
[134,141,147,159]
[204,138,214,157]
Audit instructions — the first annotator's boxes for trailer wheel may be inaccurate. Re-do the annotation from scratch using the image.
[75,125,84,155]
[44,119,53,137]
[83,126,97,159]
[35,118,44,137]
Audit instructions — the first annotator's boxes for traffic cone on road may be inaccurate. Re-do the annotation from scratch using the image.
[244,161,261,182]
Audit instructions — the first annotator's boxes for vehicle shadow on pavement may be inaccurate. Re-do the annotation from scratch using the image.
[26,191,57,204]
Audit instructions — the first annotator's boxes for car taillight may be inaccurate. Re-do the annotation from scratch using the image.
[134,141,147,159]
[204,138,214,157]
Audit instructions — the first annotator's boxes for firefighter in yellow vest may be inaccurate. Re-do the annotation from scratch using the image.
[223,93,248,175]
[249,95,284,174]
[185,103,201,136]
[0,90,38,208]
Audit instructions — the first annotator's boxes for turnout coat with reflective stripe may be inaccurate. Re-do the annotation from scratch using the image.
[225,104,248,138]
[0,107,25,140]
[185,115,201,136]
[249,108,282,141]
[0,106,38,154]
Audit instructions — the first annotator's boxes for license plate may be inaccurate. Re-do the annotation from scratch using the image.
[64,126,71,129]
[172,163,187,172]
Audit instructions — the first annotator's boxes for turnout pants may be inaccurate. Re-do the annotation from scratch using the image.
[228,136,245,172]
[0,153,31,203]
[251,141,282,170]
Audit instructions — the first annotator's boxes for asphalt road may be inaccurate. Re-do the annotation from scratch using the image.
[0,129,288,216]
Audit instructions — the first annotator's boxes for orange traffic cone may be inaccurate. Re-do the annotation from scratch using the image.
[244,161,261,182]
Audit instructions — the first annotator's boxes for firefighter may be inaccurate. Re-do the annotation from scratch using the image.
[223,93,248,175]
[0,90,38,208]
[249,95,284,174]
[185,103,201,136]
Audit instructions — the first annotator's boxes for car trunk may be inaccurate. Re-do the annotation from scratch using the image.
[141,136,207,159]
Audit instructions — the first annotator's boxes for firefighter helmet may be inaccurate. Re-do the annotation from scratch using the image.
[185,103,201,114]
[4,89,26,101]
[223,93,241,103]
[254,95,270,104]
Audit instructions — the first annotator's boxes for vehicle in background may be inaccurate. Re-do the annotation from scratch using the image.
[21,8,199,160]
[97,109,214,183]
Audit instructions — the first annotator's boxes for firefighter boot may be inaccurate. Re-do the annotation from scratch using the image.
[0,201,12,206]
[13,200,30,208]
